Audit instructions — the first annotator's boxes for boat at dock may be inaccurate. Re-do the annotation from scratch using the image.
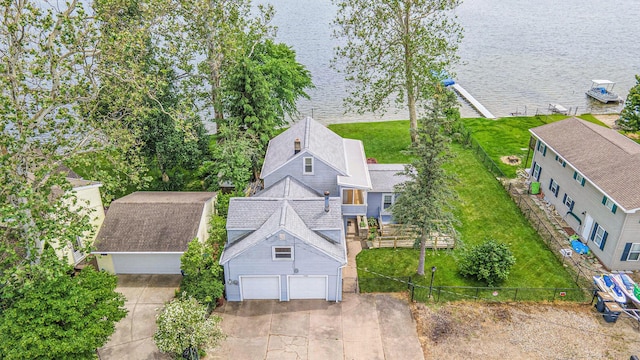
[586,80,623,103]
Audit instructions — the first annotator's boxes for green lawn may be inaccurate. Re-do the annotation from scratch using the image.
[460,114,608,178]
[329,120,578,291]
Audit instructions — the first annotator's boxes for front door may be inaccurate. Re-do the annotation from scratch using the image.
[581,213,593,240]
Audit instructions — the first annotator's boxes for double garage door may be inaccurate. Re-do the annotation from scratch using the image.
[240,275,328,300]
[111,254,182,274]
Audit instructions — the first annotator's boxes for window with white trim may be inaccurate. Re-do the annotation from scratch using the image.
[532,163,541,181]
[382,193,394,210]
[602,196,616,213]
[627,244,640,261]
[563,194,574,209]
[593,225,607,248]
[272,246,293,260]
[575,172,584,185]
[303,157,313,174]
[555,155,566,167]
[549,178,559,197]
[536,141,546,155]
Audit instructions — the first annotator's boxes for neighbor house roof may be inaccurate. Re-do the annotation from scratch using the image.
[221,177,345,264]
[368,164,409,193]
[260,117,371,189]
[530,117,640,212]
[94,191,216,252]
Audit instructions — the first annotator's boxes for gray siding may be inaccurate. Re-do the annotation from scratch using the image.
[224,231,343,301]
[531,140,630,270]
[264,154,340,196]
[610,212,640,270]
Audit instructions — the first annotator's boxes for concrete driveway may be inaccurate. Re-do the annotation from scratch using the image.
[211,293,424,360]
[98,274,181,360]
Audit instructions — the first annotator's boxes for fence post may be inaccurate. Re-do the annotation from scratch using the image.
[552,288,557,301]
[513,288,518,301]
[475,287,479,300]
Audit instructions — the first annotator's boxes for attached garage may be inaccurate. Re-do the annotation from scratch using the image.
[111,253,182,274]
[288,275,328,300]
[240,276,281,300]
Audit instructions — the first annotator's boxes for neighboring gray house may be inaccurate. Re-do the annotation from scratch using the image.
[221,117,407,301]
[94,191,216,274]
[220,177,346,301]
[529,117,640,270]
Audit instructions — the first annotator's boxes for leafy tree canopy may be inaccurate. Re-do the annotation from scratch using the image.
[617,75,640,132]
[332,0,463,143]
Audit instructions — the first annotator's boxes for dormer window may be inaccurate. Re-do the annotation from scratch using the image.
[303,157,314,175]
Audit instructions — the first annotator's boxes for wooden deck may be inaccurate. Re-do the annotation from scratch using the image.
[367,224,455,249]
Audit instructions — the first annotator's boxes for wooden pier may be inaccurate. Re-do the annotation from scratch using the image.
[451,83,497,119]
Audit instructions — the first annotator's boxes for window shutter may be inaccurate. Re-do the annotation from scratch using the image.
[600,232,608,250]
[602,196,607,205]
[555,185,560,197]
[537,168,542,181]
[562,162,566,168]
[555,155,558,161]
[562,194,567,203]
[573,171,577,180]
[543,146,547,156]
[581,178,585,186]
[621,243,632,261]
[611,204,617,214]
[590,223,598,241]
[549,180,553,190]
[570,201,575,211]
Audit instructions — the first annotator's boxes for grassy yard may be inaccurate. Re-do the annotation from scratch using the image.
[460,114,607,178]
[329,120,578,291]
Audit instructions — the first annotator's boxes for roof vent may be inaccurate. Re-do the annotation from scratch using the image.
[294,138,301,154]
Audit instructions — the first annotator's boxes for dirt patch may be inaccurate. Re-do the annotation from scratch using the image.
[500,155,522,166]
[412,301,640,359]
[593,114,619,129]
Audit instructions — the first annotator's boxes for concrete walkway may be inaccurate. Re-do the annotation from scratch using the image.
[211,294,424,360]
[343,219,363,293]
[98,275,181,360]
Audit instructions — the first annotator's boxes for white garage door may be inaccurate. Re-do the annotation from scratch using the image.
[288,276,328,300]
[240,276,280,300]
[112,254,182,274]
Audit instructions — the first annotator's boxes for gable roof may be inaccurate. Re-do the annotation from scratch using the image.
[94,192,216,252]
[530,117,640,212]
[221,177,345,264]
[368,164,409,193]
[260,117,372,189]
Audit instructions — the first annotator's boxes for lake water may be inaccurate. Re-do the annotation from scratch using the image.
[259,0,640,123]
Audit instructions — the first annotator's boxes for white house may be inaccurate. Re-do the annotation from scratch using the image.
[529,117,640,270]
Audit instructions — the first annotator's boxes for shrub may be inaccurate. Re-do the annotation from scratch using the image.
[154,295,225,358]
[458,239,515,286]
[180,239,224,310]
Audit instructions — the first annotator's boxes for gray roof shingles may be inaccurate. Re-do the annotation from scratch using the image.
[530,117,640,211]
[368,164,409,193]
[94,192,215,252]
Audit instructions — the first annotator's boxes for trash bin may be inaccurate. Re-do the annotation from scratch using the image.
[530,182,540,195]
[603,302,622,323]
[595,291,614,313]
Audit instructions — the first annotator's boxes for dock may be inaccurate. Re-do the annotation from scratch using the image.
[451,83,497,119]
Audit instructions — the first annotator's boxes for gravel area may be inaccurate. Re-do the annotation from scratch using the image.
[412,301,640,359]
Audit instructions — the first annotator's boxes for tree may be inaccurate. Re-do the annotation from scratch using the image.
[391,85,459,275]
[459,239,516,286]
[0,251,127,359]
[158,0,275,121]
[617,75,640,132]
[179,238,225,310]
[154,295,225,358]
[332,0,463,143]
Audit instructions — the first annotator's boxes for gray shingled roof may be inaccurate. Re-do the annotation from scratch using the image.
[260,117,347,178]
[530,117,640,211]
[94,192,215,252]
[221,177,345,264]
[368,164,409,193]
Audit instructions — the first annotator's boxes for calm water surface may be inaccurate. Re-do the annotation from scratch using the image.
[261,0,640,123]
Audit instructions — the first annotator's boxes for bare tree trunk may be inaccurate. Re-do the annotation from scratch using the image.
[417,232,426,276]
